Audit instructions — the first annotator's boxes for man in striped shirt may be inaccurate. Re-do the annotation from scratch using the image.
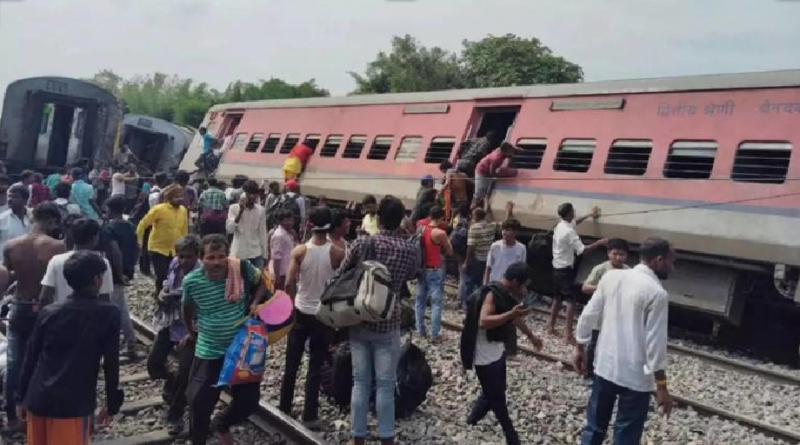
[182,234,270,445]
[459,202,513,309]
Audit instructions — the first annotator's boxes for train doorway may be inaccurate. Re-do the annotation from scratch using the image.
[472,107,520,141]
[31,98,96,169]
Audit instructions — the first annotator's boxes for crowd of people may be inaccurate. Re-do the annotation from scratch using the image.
[0,131,675,445]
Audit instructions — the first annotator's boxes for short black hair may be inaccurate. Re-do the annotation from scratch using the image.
[308,206,332,232]
[557,202,574,219]
[64,251,107,291]
[473,208,487,220]
[20,170,34,180]
[362,194,377,206]
[105,195,126,215]
[201,233,229,254]
[33,202,62,224]
[207,177,219,187]
[175,234,201,255]
[155,172,169,188]
[275,209,294,222]
[70,219,101,246]
[428,205,444,220]
[457,201,471,217]
[232,175,248,189]
[8,184,29,201]
[54,181,72,199]
[331,208,348,229]
[501,218,521,231]
[608,238,630,253]
[504,262,532,283]
[639,237,672,262]
[377,195,405,230]
[0,175,10,186]
[268,181,280,192]
[174,170,190,185]
[242,180,259,195]
[439,159,453,172]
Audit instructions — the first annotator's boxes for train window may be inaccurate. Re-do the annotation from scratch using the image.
[732,141,792,184]
[395,136,422,163]
[367,136,394,160]
[554,139,596,173]
[260,133,281,153]
[231,133,248,152]
[424,137,456,164]
[320,135,343,157]
[604,139,653,176]
[511,138,547,170]
[664,141,717,179]
[343,135,368,159]
[245,133,264,152]
[304,134,321,151]
[279,133,300,154]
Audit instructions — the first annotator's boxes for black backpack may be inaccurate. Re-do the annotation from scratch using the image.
[527,231,554,270]
[267,193,302,228]
[395,339,433,419]
[449,217,469,259]
[407,225,427,278]
[330,341,353,410]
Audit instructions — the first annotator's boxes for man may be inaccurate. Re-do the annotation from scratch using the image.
[548,203,608,345]
[197,127,217,172]
[123,168,140,213]
[279,207,345,429]
[581,238,630,379]
[136,185,189,298]
[439,160,470,218]
[268,210,296,290]
[11,170,34,201]
[18,251,123,445]
[44,169,65,194]
[358,194,378,236]
[29,173,50,207]
[183,234,269,445]
[456,130,502,177]
[103,196,140,355]
[461,262,543,445]
[574,238,674,445]
[329,208,350,251]
[284,142,313,181]
[0,184,32,259]
[335,195,417,445]
[70,168,102,221]
[226,180,268,270]
[2,203,65,430]
[175,170,198,213]
[0,175,11,213]
[472,142,517,210]
[281,179,306,231]
[460,202,512,309]
[225,175,248,204]
[149,172,170,208]
[198,177,228,235]
[410,175,437,223]
[414,205,452,343]
[264,181,281,211]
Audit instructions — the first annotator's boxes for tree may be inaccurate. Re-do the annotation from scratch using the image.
[461,34,583,87]
[349,35,466,94]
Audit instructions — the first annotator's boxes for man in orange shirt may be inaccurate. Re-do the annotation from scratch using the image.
[284,143,313,181]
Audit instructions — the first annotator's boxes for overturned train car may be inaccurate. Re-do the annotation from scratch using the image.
[122,114,196,174]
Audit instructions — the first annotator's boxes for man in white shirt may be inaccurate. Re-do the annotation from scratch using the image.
[548,202,607,345]
[226,181,268,270]
[40,218,114,305]
[574,237,674,445]
[149,172,170,208]
[0,185,32,259]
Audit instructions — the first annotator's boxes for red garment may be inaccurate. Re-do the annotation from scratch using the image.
[416,218,448,230]
[60,174,73,184]
[475,147,506,176]
[289,143,313,165]
[30,183,51,206]
[422,226,442,268]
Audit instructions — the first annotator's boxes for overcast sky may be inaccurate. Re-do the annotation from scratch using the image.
[1,0,799,104]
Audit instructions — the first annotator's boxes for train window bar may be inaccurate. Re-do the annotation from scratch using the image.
[424,137,456,164]
[231,133,248,152]
[320,135,343,157]
[245,133,264,153]
[604,139,653,176]
[732,141,792,184]
[304,134,321,151]
[367,136,394,160]
[554,139,596,173]
[279,134,301,154]
[395,136,423,163]
[511,138,547,170]
[260,133,282,154]
[343,135,368,159]
[663,141,717,179]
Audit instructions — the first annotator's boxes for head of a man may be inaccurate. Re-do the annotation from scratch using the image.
[64,251,108,297]
[201,234,229,281]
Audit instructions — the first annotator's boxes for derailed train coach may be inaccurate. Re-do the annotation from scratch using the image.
[0,77,121,174]
[121,114,196,174]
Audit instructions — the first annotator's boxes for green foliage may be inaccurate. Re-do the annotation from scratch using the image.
[83,71,329,127]
[350,33,583,94]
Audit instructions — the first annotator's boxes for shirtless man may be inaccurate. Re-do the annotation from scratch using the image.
[2,202,65,430]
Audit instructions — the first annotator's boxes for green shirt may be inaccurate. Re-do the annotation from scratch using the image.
[585,260,630,286]
[182,261,258,359]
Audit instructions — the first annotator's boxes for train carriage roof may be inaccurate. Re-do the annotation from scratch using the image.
[210,69,800,112]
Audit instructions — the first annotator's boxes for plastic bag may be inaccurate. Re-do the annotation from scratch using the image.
[217,318,268,387]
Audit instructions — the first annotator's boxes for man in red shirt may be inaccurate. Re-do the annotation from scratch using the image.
[284,143,313,181]
[472,142,517,210]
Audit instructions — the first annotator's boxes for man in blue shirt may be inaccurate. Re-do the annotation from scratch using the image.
[197,128,218,174]
[69,168,101,221]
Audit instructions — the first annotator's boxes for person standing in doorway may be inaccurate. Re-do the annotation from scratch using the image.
[574,238,674,445]
[548,203,607,345]
[471,142,517,210]
[227,180,268,270]
[279,207,345,429]
[456,130,502,177]
[414,205,452,343]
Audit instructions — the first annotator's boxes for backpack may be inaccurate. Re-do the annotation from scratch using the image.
[316,238,396,329]
[527,231,554,270]
[449,217,469,258]
[407,226,427,278]
[329,341,353,409]
[267,193,302,228]
[395,339,433,419]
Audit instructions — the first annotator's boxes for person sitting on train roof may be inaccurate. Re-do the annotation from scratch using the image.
[456,130,502,177]
[284,142,313,182]
[472,142,518,212]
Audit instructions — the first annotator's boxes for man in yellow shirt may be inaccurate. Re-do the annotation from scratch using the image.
[137,185,189,298]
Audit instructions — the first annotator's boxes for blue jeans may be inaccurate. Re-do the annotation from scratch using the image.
[349,326,401,440]
[415,268,444,338]
[5,301,38,422]
[112,284,136,346]
[581,376,651,445]
[246,257,265,271]
[458,259,486,309]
